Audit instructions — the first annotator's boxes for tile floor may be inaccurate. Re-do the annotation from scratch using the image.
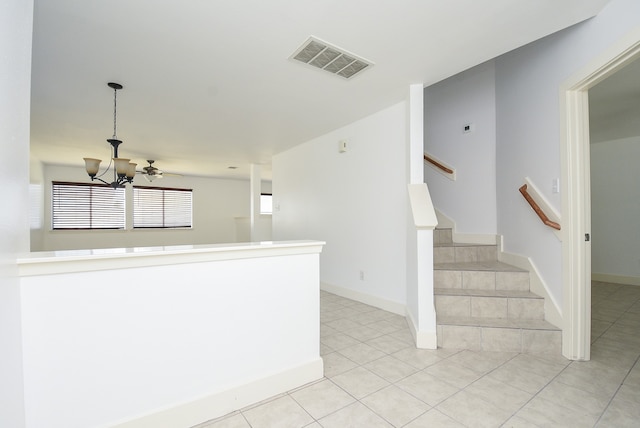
[195,282,640,427]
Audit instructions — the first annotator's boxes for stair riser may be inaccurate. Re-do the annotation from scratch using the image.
[435,270,530,291]
[434,246,497,264]
[435,295,545,319]
[434,229,453,245]
[436,324,562,354]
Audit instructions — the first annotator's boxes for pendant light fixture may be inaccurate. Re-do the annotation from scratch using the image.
[83,82,137,188]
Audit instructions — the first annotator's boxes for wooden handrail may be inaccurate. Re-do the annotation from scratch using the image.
[423,154,454,175]
[519,184,561,230]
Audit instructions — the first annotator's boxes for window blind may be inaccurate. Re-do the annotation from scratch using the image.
[133,186,192,228]
[52,182,125,229]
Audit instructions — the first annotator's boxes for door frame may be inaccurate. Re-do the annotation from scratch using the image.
[561,28,640,360]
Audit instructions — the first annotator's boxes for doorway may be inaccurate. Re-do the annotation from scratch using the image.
[561,29,640,360]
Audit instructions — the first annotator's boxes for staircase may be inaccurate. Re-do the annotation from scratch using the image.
[434,228,561,354]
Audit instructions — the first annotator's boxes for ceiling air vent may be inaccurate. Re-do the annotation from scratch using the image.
[290,37,373,79]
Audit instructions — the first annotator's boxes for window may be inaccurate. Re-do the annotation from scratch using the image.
[52,182,125,229]
[260,193,273,214]
[133,186,193,228]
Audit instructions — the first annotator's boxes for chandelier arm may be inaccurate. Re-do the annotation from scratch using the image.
[94,149,115,179]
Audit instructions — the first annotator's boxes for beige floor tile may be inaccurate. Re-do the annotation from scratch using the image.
[363,355,419,383]
[324,318,362,332]
[444,349,515,374]
[623,361,640,388]
[436,390,513,428]
[423,359,483,389]
[464,376,533,413]
[322,352,359,378]
[505,353,569,378]
[365,334,412,354]
[396,371,460,406]
[289,379,355,420]
[515,396,600,427]
[390,347,444,370]
[337,342,387,365]
[536,380,611,419]
[487,361,551,394]
[361,385,431,427]
[555,361,627,397]
[387,327,415,344]
[191,288,640,428]
[343,325,386,341]
[500,415,544,427]
[318,402,393,428]
[403,408,466,427]
[320,332,361,351]
[242,395,314,428]
[596,385,640,427]
[331,366,389,399]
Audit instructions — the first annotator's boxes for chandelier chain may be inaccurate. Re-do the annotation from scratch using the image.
[112,86,118,139]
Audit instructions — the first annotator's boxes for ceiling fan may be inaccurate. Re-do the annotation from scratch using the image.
[138,160,182,182]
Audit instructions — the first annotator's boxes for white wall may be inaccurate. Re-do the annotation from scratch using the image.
[34,164,263,251]
[494,0,640,307]
[424,60,497,235]
[18,242,323,428]
[591,136,640,281]
[0,0,33,426]
[272,102,408,307]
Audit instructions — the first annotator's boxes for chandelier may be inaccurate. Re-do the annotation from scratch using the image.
[83,82,137,188]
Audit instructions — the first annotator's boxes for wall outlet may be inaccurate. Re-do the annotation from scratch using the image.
[359,270,364,280]
[462,123,474,134]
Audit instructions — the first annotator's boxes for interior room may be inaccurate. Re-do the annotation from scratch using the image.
[2,0,640,427]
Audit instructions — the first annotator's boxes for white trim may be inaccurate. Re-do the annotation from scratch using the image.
[112,359,324,428]
[320,282,406,316]
[497,237,562,329]
[592,273,640,287]
[560,26,640,361]
[405,307,437,349]
[17,240,325,276]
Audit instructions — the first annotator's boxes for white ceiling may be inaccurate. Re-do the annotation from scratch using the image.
[30,0,612,180]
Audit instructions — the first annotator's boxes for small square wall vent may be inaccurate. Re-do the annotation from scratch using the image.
[290,36,373,79]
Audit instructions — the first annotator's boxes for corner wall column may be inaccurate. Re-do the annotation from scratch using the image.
[406,84,438,348]
[250,163,261,241]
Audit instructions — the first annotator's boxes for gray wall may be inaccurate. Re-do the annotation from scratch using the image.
[591,136,640,281]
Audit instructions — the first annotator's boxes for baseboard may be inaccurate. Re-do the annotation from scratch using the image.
[497,237,563,329]
[320,282,405,316]
[112,358,324,428]
[592,273,640,286]
[405,308,437,349]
